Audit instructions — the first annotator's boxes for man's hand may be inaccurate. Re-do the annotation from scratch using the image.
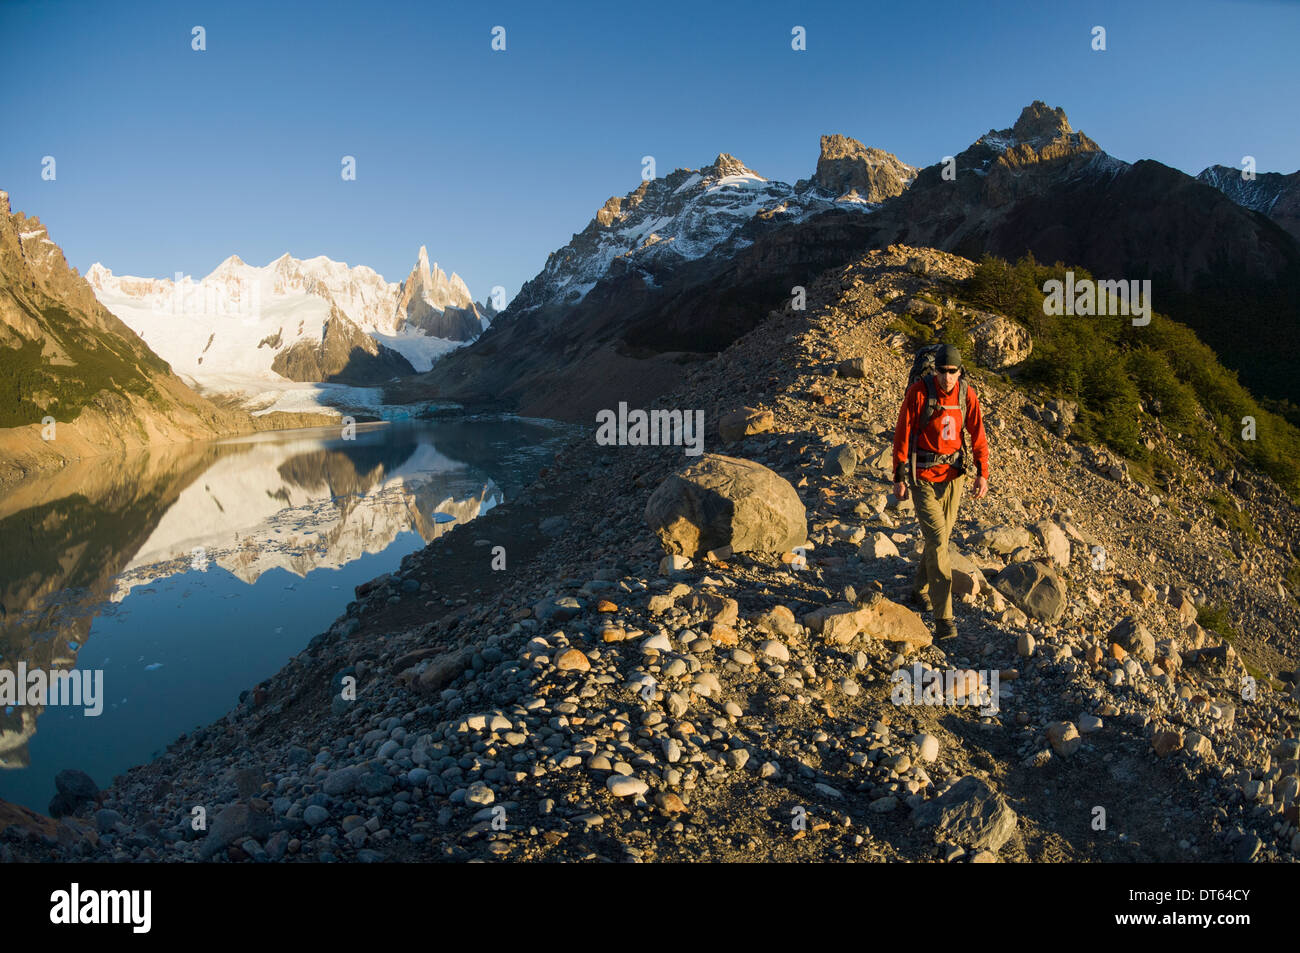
[893,481,908,501]
[972,475,989,500]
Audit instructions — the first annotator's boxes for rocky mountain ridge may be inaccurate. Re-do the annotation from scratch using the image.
[800,134,918,203]
[1196,164,1300,242]
[859,103,1300,403]
[0,189,337,491]
[393,135,917,419]
[269,301,418,384]
[396,246,488,342]
[404,101,1300,416]
[506,140,915,321]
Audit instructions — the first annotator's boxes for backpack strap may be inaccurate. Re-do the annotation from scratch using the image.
[959,381,970,469]
[907,375,942,483]
[921,374,942,428]
[954,381,983,477]
[912,375,978,477]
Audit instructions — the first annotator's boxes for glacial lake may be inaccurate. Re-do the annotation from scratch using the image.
[0,414,575,813]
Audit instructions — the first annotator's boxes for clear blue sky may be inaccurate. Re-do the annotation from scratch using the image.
[2,0,1296,306]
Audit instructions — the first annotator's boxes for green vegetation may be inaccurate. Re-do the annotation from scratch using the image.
[1285,561,1300,601]
[1197,603,1270,683]
[937,309,975,363]
[1129,449,1179,494]
[1205,492,1261,543]
[0,295,170,428]
[1196,602,1240,642]
[886,313,933,344]
[889,301,975,356]
[1260,396,1300,429]
[960,255,1300,499]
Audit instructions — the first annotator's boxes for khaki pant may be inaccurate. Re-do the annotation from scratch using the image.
[910,474,966,622]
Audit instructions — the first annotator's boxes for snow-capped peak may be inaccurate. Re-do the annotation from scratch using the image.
[399,246,474,312]
[707,153,765,181]
[509,140,910,316]
[87,247,491,397]
[206,254,250,279]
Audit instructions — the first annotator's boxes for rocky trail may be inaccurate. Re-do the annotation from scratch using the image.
[5,245,1298,865]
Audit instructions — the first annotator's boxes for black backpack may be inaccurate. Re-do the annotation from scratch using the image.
[904,343,972,481]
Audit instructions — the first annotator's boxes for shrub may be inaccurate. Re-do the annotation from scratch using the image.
[1196,602,1240,643]
[1204,491,1261,543]
[886,314,933,345]
[1286,561,1300,601]
[960,255,1300,499]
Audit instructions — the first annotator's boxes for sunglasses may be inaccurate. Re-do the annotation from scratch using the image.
[937,366,960,374]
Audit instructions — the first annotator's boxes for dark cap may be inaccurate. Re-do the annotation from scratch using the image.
[938,344,962,369]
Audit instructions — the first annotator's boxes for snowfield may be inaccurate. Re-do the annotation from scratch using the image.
[87,248,490,403]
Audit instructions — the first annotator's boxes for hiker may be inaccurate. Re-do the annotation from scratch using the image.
[892,343,989,640]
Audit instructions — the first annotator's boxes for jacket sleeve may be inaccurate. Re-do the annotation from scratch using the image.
[966,385,990,479]
[892,381,920,482]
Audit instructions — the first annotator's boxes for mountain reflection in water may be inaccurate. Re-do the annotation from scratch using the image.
[0,415,572,811]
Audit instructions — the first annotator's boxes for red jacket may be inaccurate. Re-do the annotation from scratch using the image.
[892,375,989,483]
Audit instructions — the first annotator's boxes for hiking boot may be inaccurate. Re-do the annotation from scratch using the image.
[910,590,933,612]
[934,618,958,641]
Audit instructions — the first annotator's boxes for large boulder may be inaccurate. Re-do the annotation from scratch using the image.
[837,356,869,378]
[904,297,944,325]
[532,596,584,624]
[1109,617,1155,662]
[823,444,856,477]
[681,591,739,626]
[1061,519,1101,547]
[969,312,1032,370]
[860,598,932,650]
[950,550,987,601]
[198,801,275,861]
[54,769,98,803]
[803,597,931,651]
[49,768,99,817]
[994,561,1067,622]
[860,531,900,559]
[1166,588,1198,626]
[753,605,800,640]
[865,445,895,477]
[803,602,870,644]
[970,524,1034,555]
[1043,399,1078,438]
[718,407,774,444]
[1032,520,1070,568]
[911,776,1018,851]
[646,454,807,558]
